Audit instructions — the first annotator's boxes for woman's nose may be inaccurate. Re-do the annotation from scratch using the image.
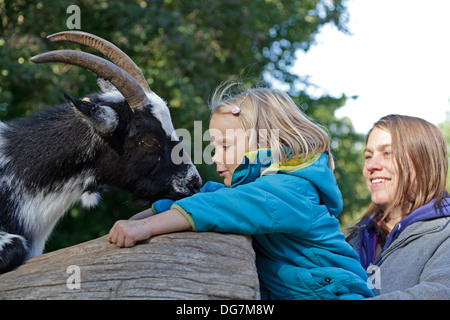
[365,156,383,172]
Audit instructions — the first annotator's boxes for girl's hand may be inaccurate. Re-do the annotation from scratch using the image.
[107,218,152,247]
[107,209,191,248]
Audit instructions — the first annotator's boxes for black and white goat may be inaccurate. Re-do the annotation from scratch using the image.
[0,31,201,274]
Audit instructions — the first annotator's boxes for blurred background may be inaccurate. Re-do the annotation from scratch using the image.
[0,0,448,252]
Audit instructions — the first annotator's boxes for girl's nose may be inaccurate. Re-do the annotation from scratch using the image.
[211,149,222,165]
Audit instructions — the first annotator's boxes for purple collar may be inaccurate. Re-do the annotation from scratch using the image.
[359,196,450,268]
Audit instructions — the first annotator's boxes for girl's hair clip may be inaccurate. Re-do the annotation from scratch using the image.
[230,106,241,114]
[230,92,249,115]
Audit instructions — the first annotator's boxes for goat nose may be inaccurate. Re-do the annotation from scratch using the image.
[188,175,202,194]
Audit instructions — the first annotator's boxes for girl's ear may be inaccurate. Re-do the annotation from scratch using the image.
[64,93,119,136]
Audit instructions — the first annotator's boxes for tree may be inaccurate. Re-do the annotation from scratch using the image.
[0,232,260,299]
[0,0,366,251]
[295,93,370,228]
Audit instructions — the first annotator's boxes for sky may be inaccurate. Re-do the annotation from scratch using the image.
[292,0,450,134]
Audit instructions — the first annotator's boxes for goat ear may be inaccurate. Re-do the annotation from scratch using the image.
[64,93,119,135]
[96,76,116,93]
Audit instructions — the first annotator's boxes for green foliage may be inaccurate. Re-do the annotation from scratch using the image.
[0,0,368,251]
[295,93,370,228]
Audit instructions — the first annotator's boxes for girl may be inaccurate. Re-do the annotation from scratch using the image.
[107,85,374,300]
[347,115,450,299]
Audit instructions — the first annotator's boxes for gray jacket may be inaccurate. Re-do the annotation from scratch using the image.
[347,216,450,299]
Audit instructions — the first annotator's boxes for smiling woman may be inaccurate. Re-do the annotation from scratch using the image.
[347,114,450,299]
[353,114,448,244]
[363,128,397,221]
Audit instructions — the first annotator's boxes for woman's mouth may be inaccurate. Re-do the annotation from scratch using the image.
[371,177,391,185]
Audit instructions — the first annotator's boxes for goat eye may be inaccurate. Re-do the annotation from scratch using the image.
[138,140,153,150]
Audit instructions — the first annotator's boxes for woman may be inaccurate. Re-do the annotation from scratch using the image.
[347,114,450,299]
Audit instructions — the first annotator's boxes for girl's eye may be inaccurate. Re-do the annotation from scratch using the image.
[364,153,372,160]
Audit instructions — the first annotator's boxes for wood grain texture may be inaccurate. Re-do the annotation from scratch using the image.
[0,232,260,300]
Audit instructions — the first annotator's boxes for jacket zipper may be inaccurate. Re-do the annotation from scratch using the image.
[372,225,441,266]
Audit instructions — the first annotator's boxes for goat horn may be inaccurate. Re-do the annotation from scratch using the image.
[30,49,149,109]
[47,31,152,94]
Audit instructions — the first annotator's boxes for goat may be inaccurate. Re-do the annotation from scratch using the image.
[0,31,202,274]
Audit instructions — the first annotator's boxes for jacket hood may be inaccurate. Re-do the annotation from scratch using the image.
[231,149,343,217]
[383,194,450,248]
[355,194,450,269]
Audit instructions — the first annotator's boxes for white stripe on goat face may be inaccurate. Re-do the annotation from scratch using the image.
[142,92,201,191]
[146,91,177,139]
[98,90,177,139]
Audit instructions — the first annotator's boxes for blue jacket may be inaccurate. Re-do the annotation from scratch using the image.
[153,150,374,299]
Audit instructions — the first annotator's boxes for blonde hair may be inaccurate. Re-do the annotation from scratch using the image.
[354,114,448,245]
[209,82,334,169]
